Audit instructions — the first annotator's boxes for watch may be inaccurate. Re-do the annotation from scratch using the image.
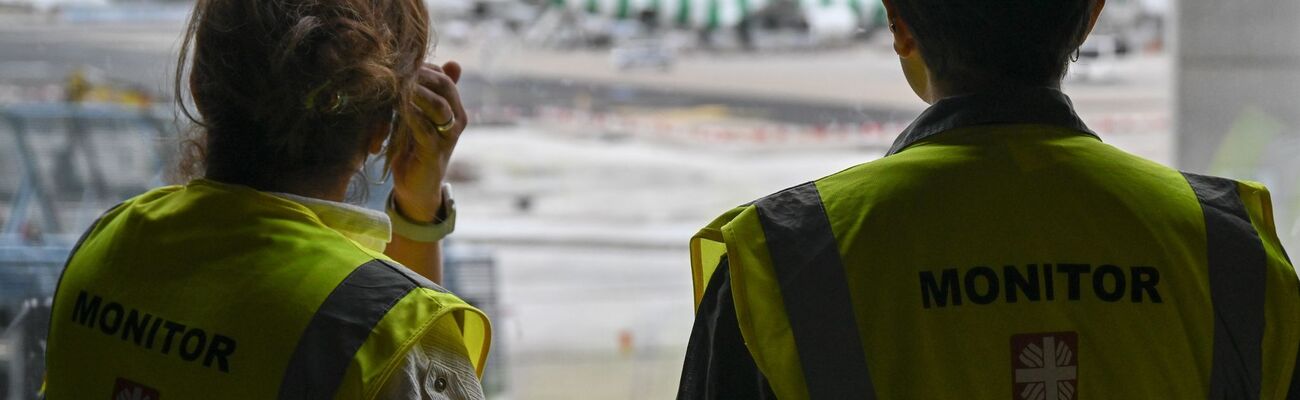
[387,183,456,243]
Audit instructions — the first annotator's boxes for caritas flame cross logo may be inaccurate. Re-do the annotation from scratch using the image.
[112,377,160,400]
[1011,332,1078,400]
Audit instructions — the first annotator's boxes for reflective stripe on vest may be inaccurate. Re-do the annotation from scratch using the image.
[1183,173,1267,400]
[279,260,440,398]
[754,182,876,399]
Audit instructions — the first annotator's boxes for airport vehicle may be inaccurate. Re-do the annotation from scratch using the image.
[527,0,1166,53]
[533,0,885,47]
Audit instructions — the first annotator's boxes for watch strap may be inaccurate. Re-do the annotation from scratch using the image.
[387,183,456,243]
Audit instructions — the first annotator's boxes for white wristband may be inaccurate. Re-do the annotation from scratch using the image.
[387,183,456,243]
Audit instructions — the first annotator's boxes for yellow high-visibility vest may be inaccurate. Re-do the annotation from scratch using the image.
[691,88,1299,399]
[46,179,490,399]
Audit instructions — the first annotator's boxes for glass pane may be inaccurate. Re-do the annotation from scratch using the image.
[2,0,1295,398]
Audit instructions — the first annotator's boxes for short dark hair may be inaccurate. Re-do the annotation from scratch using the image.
[892,0,1095,87]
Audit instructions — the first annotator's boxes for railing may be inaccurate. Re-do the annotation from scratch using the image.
[0,102,170,399]
[0,103,173,241]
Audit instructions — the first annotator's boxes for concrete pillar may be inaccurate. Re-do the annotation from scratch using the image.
[1177,0,1300,251]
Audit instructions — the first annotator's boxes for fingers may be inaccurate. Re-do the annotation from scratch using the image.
[416,63,467,132]
[443,61,462,84]
[414,85,454,131]
[425,61,461,82]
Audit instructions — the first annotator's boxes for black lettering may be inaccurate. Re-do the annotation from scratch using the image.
[179,329,207,361]
[160,321,186,354]
[1058,264,1091,300]
[99,302,124,335]
[1040,262,1050,300]
[1131,266,1163,303]
[64,292,242,370]
[921,264,1163,307]
[72,291,101,327]
[1043,264,1055,300]
[1004,265,1040,303]
[205,334,237,373]
[120,310,153,345]
[1093,265,1127,302]
[965,266,1000,305]
[145,316,164,349]
[920,269,962,308]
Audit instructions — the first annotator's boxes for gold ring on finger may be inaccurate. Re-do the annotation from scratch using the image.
[435,114,456,133]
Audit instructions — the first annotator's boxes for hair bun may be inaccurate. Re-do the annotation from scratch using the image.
[176,0,431,186]
[279,11,398,116]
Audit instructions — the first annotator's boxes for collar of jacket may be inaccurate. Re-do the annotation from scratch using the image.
[886,87,1098,156]
[269,190,392,253]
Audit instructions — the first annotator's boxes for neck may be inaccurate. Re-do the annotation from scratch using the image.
[928,79,1063,102]
[204,171,352,203]
[278,181,351,203]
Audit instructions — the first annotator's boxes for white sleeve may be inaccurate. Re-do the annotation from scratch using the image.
[377,315,485,400]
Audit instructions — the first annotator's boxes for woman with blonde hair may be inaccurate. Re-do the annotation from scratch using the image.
[44,0,490,397]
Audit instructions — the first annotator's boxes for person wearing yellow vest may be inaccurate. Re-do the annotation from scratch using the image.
[44,0,490,398]
[678,0,1300,399]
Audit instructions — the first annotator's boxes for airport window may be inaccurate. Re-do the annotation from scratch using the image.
[1,0,1297,398]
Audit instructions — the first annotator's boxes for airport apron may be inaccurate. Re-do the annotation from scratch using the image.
[690,89,1300,399]
[45,179,490,399]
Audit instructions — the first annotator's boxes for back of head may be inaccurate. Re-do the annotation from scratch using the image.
[892,0,1095,88]
[175,0,432,191]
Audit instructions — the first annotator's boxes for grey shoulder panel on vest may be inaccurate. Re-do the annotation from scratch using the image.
[278,259,443,399]
[376,259,450,294]
[754,182,876,399]
[1182,172,1267,400]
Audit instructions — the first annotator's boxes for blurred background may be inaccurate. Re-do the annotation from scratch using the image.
[0,0,1294,398]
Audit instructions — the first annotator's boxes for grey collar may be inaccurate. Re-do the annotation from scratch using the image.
[886,87,1098,156]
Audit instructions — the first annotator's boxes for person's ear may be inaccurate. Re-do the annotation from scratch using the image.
[1081,0,1106,44]
[883,0,934,103]
[882,0,917,58]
